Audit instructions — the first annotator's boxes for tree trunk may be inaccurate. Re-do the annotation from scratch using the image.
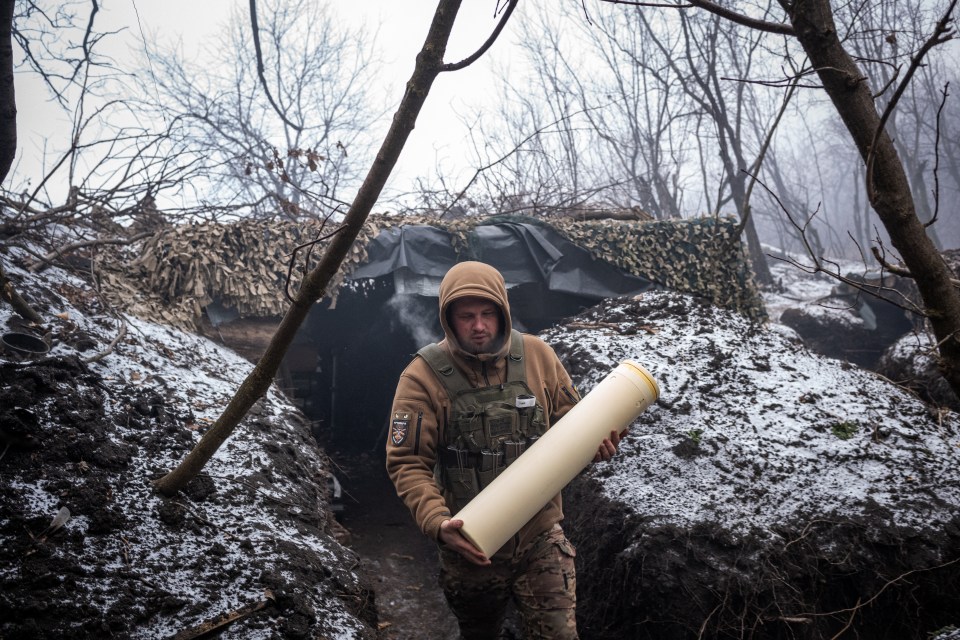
[784,0,960,396]
[0,0,16,185]
[741,207,773,286]
[729,172,773,287]
[155,0,466,496]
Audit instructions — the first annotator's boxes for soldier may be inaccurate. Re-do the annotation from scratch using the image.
[386,261,623,639]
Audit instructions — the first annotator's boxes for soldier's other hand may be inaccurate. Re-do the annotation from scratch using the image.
[439,518,491,566]
[593,428,628,463]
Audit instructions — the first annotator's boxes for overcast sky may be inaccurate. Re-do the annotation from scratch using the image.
[15,0,517,198]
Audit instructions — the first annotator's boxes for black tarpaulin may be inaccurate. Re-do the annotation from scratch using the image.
[346,220,653,300]
[349,225,457,279]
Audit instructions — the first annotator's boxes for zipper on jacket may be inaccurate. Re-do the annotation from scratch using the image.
[481,361,491,386]
[414,411,423,455]
[561,385,579,404]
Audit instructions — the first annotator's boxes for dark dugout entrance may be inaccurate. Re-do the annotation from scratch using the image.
[279,220,653,454]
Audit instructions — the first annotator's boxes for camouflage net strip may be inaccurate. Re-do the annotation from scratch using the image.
[96,214,765,331]
[556,217,765,320]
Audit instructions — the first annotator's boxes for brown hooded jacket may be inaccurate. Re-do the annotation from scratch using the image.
[385,261,580,558]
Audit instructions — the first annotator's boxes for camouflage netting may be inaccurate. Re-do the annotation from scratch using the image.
[96,214,765,330]
[558,216,764,320]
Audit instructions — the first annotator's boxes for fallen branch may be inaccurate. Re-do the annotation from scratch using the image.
[169,591,275,640]
[565,321,622,331]
[0,260,43,324]
[27,231,153,272]
[82,315,128,365]
[564,320,659,335]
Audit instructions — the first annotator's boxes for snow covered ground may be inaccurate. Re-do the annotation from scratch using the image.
[0,252,375,639]
[549,290,958,536]
[544,260,960,639]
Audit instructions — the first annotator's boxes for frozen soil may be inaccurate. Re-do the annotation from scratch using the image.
[544,290,960,640]
[0,353,378,639]
[0,259,378,639]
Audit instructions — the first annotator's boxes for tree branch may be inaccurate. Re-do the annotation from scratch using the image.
[865,0,957,198]
[82,314,127,365]
[25,231,153,272]
[0,259,43,324]
[600,0,794,36]
[870,245,960,289]
[441,0,518,72]
[440,107,597,218]
[248,0,303,132]
[928,82,949,229]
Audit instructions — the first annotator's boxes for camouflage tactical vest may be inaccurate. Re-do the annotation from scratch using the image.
[418,330,548,512]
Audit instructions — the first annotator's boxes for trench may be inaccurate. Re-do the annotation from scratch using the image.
[332,449,459,640]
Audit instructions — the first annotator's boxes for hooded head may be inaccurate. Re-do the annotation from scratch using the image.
[438,261,512,360]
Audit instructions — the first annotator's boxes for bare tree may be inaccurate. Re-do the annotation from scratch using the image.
[831,0,960,251]
[1,0,211,298]
[621,0,960,396]
[457,5,691,219]
[461,2,792,284]
[138,0,382,221]
[634,5,796,285]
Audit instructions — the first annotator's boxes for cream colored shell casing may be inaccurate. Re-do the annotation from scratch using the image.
[457,360,660,557]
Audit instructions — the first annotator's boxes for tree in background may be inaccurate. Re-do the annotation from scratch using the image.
[447,5,691,220]
[444,2,796,284]
[0,0,214,237]
[631,0,960,398]
[139,0,382,221]
[840,0,960,251]
[750,0,960,257]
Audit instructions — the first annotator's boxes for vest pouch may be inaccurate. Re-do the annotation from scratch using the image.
[453,407,484,450]
[503,440,525,466]
[444,466,480,511]
[476,449,504,489]
[529,405,546,436]
[483,402,518,443]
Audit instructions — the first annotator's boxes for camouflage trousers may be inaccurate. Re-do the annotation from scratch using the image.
[438,524,578,640]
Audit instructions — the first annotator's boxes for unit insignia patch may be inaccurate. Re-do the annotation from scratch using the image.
[391,412,411,446]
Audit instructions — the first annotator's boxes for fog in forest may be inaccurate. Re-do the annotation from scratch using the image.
[8,0,958,266]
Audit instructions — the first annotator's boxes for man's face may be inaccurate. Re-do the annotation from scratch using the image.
[449,296,502,354]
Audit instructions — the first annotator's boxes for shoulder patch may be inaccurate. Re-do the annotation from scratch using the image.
[391,412,411,446]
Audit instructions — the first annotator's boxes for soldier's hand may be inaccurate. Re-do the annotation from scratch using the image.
[593,428,628,463]
[439,518,491,566]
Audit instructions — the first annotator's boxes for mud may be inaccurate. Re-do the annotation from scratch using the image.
[332,450,460,640]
